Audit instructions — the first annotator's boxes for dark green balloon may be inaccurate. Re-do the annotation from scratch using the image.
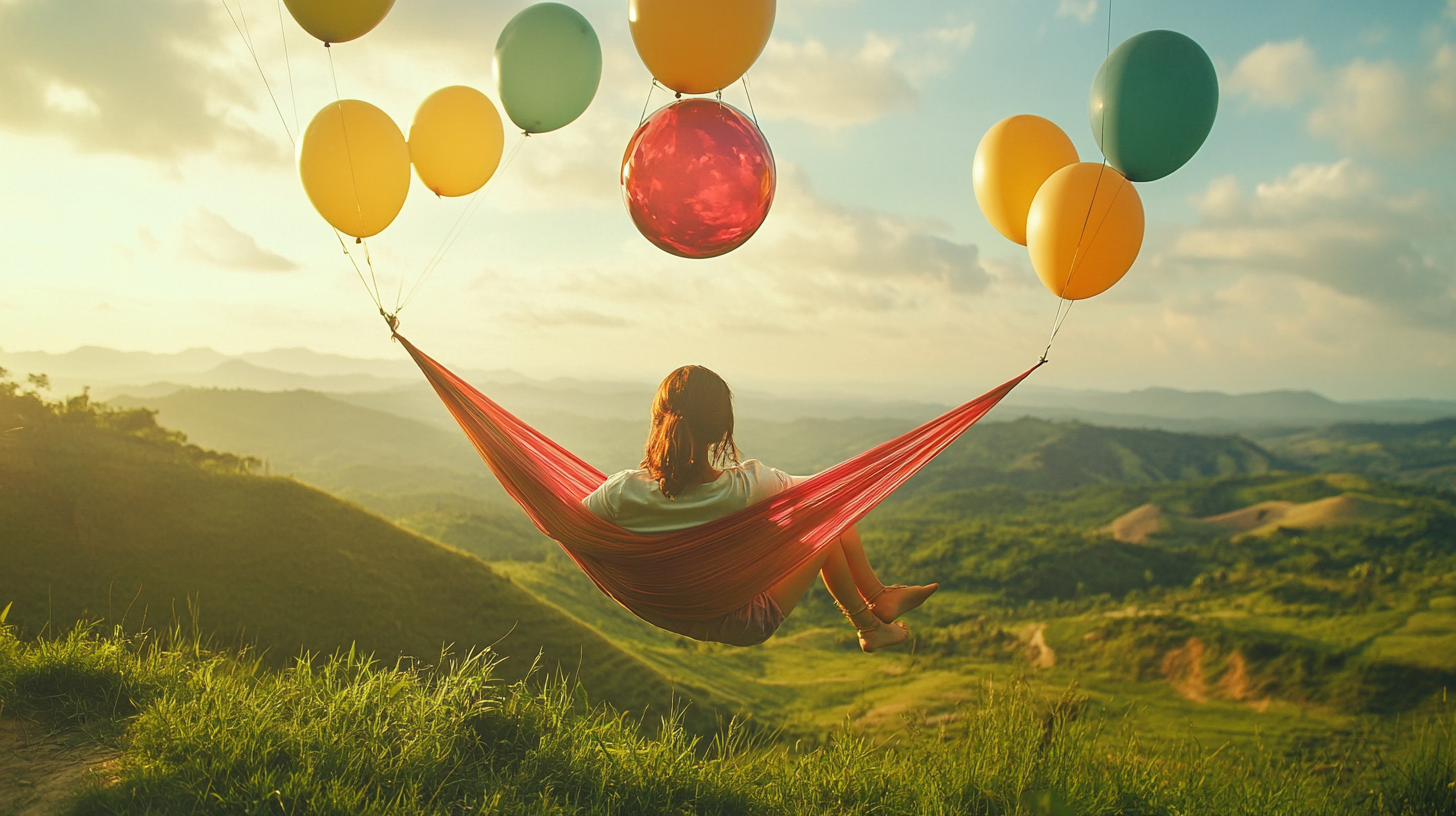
[495,3,602,134]
[1090,30,1218,182]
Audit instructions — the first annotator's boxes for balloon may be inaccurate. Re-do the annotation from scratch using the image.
[409,87,505,197]
[973,115,1079,246]
[628,0,775,95]
[621,99,775,259]
[298,100,410,239]
[1026,163,1144,300]
[282,0,395,44]
[495,4,602,134]
[1091,30,1218,182]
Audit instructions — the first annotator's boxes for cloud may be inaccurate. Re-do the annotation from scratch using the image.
[502,308,631,328]
[481,164,992,328]
[750,34,918,128]
[182,208,297,272]
[1227,38,1456,157]
[735,168,991,311]
[494,105,635,208]
[1055,0,1098,25]
[0,0,271,160]
[747,21,977,128]
[929,23,977,50]
[1226,39,1321,107]
[1170,160,1455,330]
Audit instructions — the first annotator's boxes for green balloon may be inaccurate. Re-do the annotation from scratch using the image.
[1090,30,1218,182]
[495,3,602,134]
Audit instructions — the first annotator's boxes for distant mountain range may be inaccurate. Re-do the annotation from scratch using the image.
[6,344,1455,431]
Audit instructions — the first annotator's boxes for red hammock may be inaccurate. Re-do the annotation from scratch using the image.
[395,334,1040,623]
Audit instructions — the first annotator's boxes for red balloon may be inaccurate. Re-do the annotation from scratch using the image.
[621,99,775,259]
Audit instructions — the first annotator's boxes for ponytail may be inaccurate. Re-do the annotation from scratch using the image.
[642,367,738,499]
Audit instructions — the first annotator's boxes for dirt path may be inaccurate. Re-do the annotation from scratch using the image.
[1025,624,1057,670]
[0,719,117,816]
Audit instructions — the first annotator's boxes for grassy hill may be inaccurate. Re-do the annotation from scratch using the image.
[477,469,1456,751]
[0,377,705,724]
[1256,418,1456,489]
[8,629,1450,816]
[107,387,515,508]
[103,387,1289,567]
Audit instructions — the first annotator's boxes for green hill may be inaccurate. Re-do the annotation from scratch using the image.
[102,388,1288,567]
[106,387,515,510]
[1255,418,1456,489]
[0,377,703,723]
[893,417,1283,497]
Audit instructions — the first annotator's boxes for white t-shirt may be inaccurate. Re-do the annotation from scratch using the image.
[583,459,800,534]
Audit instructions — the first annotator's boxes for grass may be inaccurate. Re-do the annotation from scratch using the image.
[0,380,701,725]
[3,621,1452,815]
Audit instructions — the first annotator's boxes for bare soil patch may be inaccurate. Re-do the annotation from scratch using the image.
[0,719,117,816]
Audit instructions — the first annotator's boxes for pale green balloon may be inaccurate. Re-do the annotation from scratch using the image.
[495,3,602,134]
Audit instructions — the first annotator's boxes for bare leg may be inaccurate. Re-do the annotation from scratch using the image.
[838,525,939,623]
[767,543,834,617]
[769,534,908,653]
[837,525,883,597]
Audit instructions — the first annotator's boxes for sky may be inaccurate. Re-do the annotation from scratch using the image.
[0,0,1453,402]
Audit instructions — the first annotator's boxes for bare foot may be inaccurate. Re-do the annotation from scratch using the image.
[871,584,939,623]
[858,620,909,653]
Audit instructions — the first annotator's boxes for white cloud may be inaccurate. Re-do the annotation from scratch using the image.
[745,19,978,128]
[929,23,976,50]
[1227,39,1321,107]
[750,34,918,128]
[742,168,989,310]
[1171,160,1455,330]
[502,308,631,328]
[1309,58,1424,156]
[1056,0,1098,24]
[479,164,991,326]
[494,105,635,208]
[182,208,298,272]
[1228,38,1456,158]
[0,0,271,160]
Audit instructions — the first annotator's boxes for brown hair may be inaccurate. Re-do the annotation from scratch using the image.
[641,365,739,499]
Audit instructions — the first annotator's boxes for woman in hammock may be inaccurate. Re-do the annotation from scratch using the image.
[583,365,938,653]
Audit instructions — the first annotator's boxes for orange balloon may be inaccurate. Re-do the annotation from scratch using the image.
[629,0,775,95]
[1027,163,1144,300]
[973,115,1078,246]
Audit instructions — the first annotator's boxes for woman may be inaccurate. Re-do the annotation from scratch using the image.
[583,365,937,652]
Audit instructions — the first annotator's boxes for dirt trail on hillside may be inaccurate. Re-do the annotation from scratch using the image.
[1025,625,1056,669]
[0,719,116,816]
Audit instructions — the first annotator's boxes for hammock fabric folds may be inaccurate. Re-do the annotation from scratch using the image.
[395,334,1040,624]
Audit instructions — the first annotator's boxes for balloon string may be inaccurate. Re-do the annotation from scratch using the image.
[218,0,295,147]
[335,230,384,313]
[326,44,382,308]
[742,75,759,127]
[396,133,530,314]
[1041,300,1075,363]
[276,0,300,135]
[1040,0,1114,362]
[639,80,662,126]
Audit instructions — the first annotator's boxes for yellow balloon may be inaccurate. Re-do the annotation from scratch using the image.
[1027,163,1144,300]
[298,100,410,239]
[283,0,395,44]
[409,87,505,198]
[629,0,775,95]
[973,115,1078,246]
